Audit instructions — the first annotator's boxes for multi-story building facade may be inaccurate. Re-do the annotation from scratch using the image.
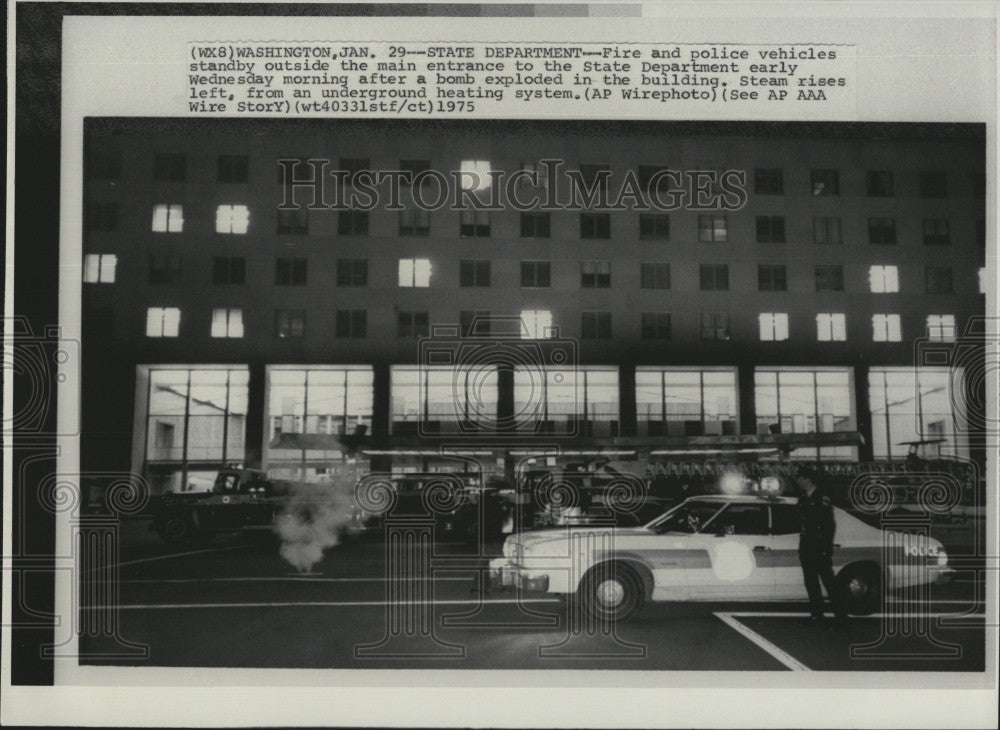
[81,120,987,494]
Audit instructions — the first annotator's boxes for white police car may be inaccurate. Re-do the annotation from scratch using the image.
[489,493,954,621]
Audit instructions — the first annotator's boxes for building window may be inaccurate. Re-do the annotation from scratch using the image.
[872,314,902,342]
[87,151,121,181]
[640,263,670,289]
[336,258,368,287]
[399,208,430,236]
[816,313,847,342]
[578,163,611,195]
[459,159,492,191]
[972,172,985,199]
[758,264,787,292]
[400,159,431,180]
[521,260,551,288]
[275,257,307,286]
[212,256,245,285]
[868,217,896,245]
[581,261,611,288]
[698,215,728,243]
[152,204,184,233]
[338,210,369,235]
[459,208,490,237]
[756,216,786,243]
[699,264,729,291]
[391,365,498,435]
[398,258,432,288]
[759,313,789,341]
[335,310,367,338]
[218,154,249,183]
[86,202,120,232]
[83,254,117,283]
[153,153,185,182]
[581,311,612,339]
[513,366,619,437]
[925,266,953,294]
[580,213,610,239]
[639,214,670,240]
[521,309,554,339]
[636,368,737,437]
[215,204,250,234]
[274,310,306,339]
[814,265,844,292]
[397,311,429,338]
[869,367,967,460]
[811,169,840,196]
[813,216,842,245]
[460,310,492,337]
[919,170,948,198]
[277,208,308,235]
[146,307,181,337]
[211,308,244,338]
[701,312,730,341]
[866,170,894,197]
[869,265,899,293]
[923,218,951,246]
[641,312,671,340]
[755,368,856,460]
[926,314,956,342]
[520,211,551,238]
[459,259,491,287]
[339,157,370,182]
[149,254,182,285]
[754,168,783,195]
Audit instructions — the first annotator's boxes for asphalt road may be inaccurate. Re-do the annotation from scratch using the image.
[79,526,988,672]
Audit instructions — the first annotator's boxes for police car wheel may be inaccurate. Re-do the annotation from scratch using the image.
[160,514,193,544]
[837,565,882,615]
[581,563,643,622]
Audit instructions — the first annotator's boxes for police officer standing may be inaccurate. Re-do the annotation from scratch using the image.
[795,467,847,624]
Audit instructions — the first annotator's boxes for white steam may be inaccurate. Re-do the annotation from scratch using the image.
[272,480,357,573]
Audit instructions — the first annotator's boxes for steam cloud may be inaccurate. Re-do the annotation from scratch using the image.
[272,480,357,572]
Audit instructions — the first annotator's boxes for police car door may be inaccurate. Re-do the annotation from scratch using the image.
[685,502,776,600]
[768,501,807,599]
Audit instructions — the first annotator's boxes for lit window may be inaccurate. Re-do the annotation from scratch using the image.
[514,366,619,437]
[811,169,839,196]
[277,208,308,235]
[755,369,855,460]
[698,215,728,242]
[868,367,967,460]
[460,209,490,237]
[641,313,672,340]
[146,307,181,337]
[214,205,249,234]
[756,216,785,243]
[521,260,551,288]
[872,314,902,342]
[581,311,612,339]
[813,216,842,245]
[521,309,553,339]
[581,261,611,288]
[274,310,305,339]
[815,265,844,292]
[816,313,847,342]
[580,213,610,239]
[83,254,117,283]
[151,204,183,233]
[869,266,899,293]
[335,310,367,338]
[759,313,789,341]
[701,312,730,341]
[520,212,551,238]
[459,159,492,193]
[923,218,951,246]
[398,258,432,287]
[639,214,670,240]
[211,308,244,338]
[640,263,670,289]
[926,315,956,342]
[636,368,737,437]
[397,311,429,338]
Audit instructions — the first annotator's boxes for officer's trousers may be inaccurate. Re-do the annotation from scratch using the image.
[799,551,846,618]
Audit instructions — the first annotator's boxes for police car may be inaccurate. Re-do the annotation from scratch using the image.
[489,491,954,621]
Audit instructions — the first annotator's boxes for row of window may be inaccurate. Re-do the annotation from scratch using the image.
[86,202,986,247]
[84,253,985,296]
[143,306,958,343]
[88,152,984,200]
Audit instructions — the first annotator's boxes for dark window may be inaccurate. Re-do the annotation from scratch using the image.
[700,264,729,291]
[399,208,430,236]
[813,216,842,245]
[919,170,948,198]
[520,211,551,238]
[335,309,367,338]
[705,504,769,536]
[276,207,308,235]
[88,151,121,180]
[398,311,429,338]
[811,169,840,196]
[701,312,730,341]
[581,311,612,339]
[578,163,611,195]
[638,165,669,191]
[698,215,727,242]
[639,213,670,240]
[581,261,611,288]
[339,157,370,181]
[640,263,670,289]
[923,218,951,246]
[86,202,120,232]
[148,254,182,285]
[815,265,845,292]
[756,216,786,243]
[153,153,185,182]
[754,168,783,195]
[521,260,551,287]
[580,213,611,239]
[460,209,490,237]
[212,256,246,285]
[866,170,894,197]
[460,310,492,337]
[338,210,369,235]
[868,217,897,245]
[972,172,986,199]
[758,264,787,291]
[400,159,431,177]
[276,157,311,184]
[217,154,249,183]
[925,266,954,294]
[337,258,368,286]
[459,259,491,287]
[641,312,671,340]
[274,309,306,338]
[275,257,308,286]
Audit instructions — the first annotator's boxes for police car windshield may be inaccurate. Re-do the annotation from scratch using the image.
[648,500,725,534]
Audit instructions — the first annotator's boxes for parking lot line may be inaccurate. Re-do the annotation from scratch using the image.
[81,598,563,610]
[714,612,811,671]
[105,544,259,571]
[118,576,478,583]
